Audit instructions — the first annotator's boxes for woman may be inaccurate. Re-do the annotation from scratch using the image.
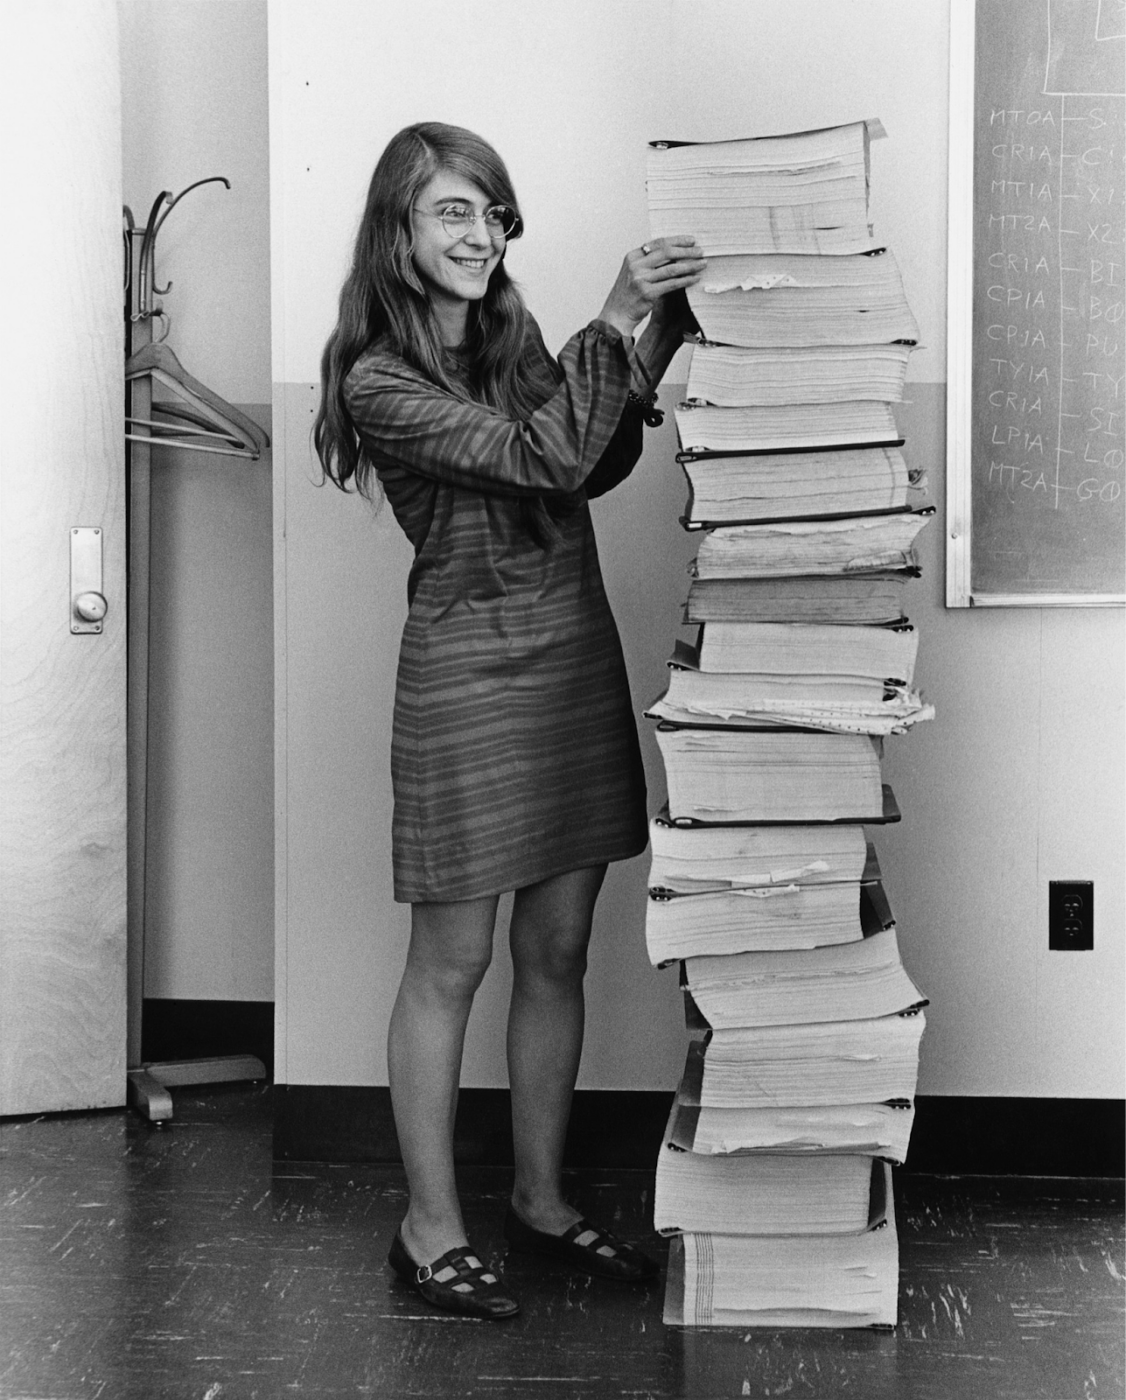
[315,121,703,1320]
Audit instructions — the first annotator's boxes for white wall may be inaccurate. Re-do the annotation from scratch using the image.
[881,388,1124,1096]
[121,0,274,1001]
[270,0,947,388]
[271,0,1124,1097]
[120,0,271,404]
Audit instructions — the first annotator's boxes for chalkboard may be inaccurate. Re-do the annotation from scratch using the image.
[947,0,1125,605]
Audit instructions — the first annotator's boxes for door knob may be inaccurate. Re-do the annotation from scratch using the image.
[74,590,108,622]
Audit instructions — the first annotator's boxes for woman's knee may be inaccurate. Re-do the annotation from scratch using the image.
[413,947,492,1003]
[511,917,591,989]
[405,899,497,1002]
[509,867,602,983]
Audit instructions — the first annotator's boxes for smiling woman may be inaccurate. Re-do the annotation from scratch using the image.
[314,121,704,1320]
[409,180,517,326]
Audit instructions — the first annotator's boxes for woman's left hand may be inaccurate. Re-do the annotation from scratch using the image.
[598,236,706,340]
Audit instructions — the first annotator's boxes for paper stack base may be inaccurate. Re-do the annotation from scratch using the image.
[664,1240,899,1329]
[663,1162,898,1329]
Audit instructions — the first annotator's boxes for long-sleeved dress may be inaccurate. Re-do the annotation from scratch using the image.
[344,316,652,903]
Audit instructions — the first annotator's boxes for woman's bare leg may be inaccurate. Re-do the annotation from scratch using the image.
[388,894,499,1265]
[506,864,607,1232]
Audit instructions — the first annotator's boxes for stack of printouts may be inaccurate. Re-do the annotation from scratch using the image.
[644,120,933,1329]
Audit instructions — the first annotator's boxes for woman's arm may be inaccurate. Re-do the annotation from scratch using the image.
[580,401,645,500]
[345,321,637,497]
[633,287,701,392]
[581,286,699,502]
[581,244,707,499]
[345,240,703,499]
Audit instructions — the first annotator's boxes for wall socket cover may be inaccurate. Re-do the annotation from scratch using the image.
[1048,880,1094,951]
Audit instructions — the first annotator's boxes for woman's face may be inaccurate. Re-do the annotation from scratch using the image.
[409,170,505,319]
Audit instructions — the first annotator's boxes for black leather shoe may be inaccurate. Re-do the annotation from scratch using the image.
[504,1204,660,1283]
[387,1231,520,1319]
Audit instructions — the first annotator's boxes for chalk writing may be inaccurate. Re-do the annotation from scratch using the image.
[969,0,1124,593]
[974,79,1126,515]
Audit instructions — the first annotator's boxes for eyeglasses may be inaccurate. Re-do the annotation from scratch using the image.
[415,202,521,241]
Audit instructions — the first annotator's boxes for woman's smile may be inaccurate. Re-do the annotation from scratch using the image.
[410,171,505,338]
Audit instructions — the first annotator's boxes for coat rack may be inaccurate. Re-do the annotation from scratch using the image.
[123,179,269,1123]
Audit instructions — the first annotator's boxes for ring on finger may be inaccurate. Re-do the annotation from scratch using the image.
[641,243,651,256]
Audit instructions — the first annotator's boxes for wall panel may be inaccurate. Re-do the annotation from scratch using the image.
[120,0,274,1002]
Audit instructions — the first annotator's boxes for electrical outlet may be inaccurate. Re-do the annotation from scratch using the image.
[1049,880,1094,951]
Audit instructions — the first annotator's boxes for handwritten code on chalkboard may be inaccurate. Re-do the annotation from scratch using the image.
[949,0,1125,604]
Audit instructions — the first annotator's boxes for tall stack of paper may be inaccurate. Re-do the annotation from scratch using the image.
[645,120,932,1329]
[646,123,886,256]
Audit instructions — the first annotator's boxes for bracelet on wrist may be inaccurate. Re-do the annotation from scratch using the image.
[627,389,663,427]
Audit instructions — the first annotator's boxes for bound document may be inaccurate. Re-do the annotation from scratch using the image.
[675,400,901,455]
[654,1138,877,1237]
[647,665,933,736]
[665,1097,916,1164]
[684,572,915,626]
[690,512,932,580]
[680,445,924,527]
[681,927,926,1029]
[648,810,868,891]
[687,249,919,348]
[663,1162,899,1328]
[685,343,913,409]
[647,121,885,256]
[692,620,918,682]
[655,726,887,825]
[646,844,893,964]
[680,1009,926,1109]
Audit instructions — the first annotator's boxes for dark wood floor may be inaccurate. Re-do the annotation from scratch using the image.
[1,1085,1121,1400]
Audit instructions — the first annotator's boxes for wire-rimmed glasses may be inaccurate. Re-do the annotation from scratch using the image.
[415,202,522,241]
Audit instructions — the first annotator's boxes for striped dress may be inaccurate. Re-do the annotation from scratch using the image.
[344,317,651,903]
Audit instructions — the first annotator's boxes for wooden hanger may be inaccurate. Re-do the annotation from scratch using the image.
[125,341,268,460]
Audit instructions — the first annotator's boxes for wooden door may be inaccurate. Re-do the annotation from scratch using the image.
[0,1,127,1114]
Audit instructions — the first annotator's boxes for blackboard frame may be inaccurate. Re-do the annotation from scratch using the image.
[945,0,1126,608]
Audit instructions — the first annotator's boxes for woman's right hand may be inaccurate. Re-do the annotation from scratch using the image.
[597,236,705,341]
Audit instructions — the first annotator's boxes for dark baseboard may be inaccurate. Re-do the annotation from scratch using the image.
[273,1085,1125,1177]
[905,1095,1124,1176]
[141,999,274,1078]
[272,1086,674,1169]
